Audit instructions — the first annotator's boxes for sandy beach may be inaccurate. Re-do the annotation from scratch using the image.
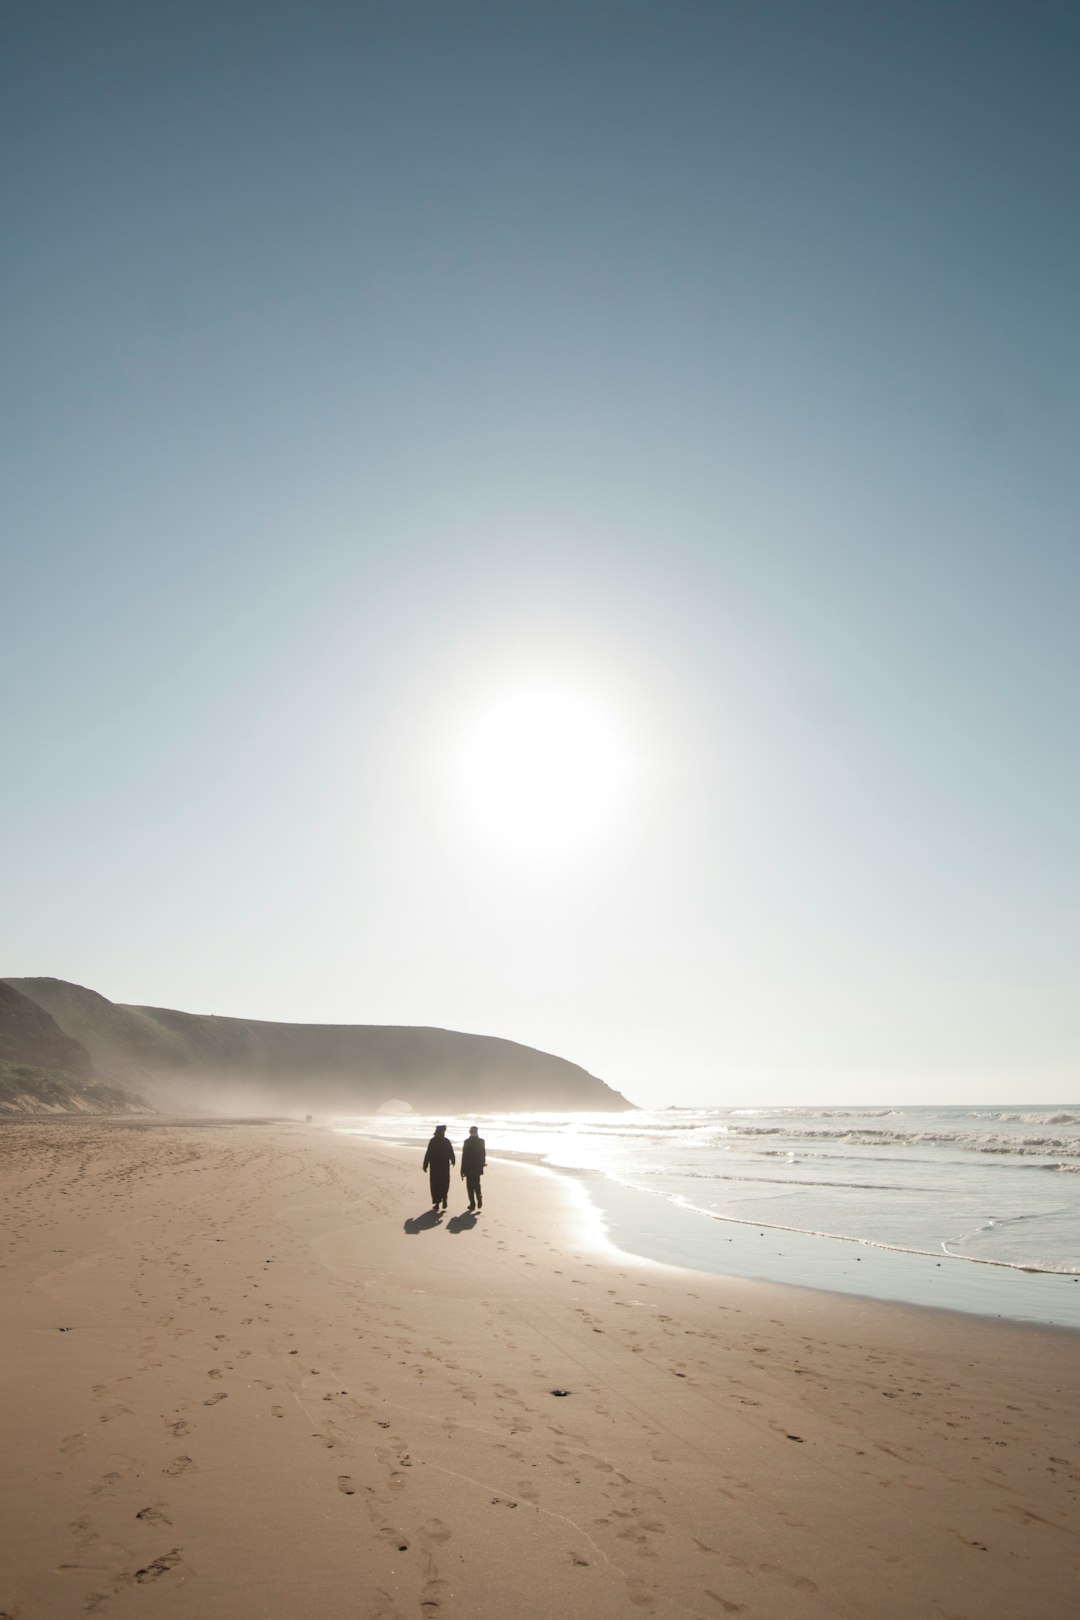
[1,1120,1077,1620]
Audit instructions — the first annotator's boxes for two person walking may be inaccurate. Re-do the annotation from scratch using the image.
[422,1124,486,1212]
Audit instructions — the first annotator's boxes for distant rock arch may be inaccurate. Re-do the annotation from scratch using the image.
[375,1098,414,1114]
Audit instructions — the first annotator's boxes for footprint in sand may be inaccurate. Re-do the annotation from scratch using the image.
[754,1561,818,1594]
[704,1593,747,1614]
[133,1548,182,1583]
[420,1577,450,1616]
[136,1505,172,1526]
[68,1515,98,1547]
[163,1455,193,1476]
[97,1403,132,1423]
[337,1476,356,1495]
[203,1392,228,1406]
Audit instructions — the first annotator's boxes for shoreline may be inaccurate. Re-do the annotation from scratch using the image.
[340,1130,1080,1330]
[573,1162,1080,1330]
[3,1118,1078,1619]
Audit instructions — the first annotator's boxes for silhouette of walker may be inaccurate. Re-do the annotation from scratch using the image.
[460,1125,486,1210]
[422,1124,455,1210]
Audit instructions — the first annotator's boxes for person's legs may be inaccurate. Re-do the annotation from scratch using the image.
[431,1166,450,1207]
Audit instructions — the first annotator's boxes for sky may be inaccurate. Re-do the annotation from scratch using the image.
[3,1,1078,1108]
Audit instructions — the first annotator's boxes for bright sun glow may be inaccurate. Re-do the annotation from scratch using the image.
[452,681,635,853]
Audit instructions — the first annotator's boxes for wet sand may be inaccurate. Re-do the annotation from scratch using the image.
[1,1119,1077,1619]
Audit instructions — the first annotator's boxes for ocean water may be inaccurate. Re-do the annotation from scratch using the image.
[337,1104,1080,1329]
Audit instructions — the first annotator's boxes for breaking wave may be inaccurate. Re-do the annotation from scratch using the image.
[724,1123,1080,1159]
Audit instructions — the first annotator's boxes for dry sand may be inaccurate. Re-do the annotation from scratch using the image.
[1,1119,1077,1620]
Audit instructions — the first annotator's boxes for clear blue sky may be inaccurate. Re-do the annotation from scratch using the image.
[3,1,1077,1106]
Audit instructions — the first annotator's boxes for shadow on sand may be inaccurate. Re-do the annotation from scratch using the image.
[445,1211,478,1233]
[403,1209,443,1234]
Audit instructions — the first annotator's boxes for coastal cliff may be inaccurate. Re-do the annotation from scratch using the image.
[4,978,633,1115]
[0,980,150,1115]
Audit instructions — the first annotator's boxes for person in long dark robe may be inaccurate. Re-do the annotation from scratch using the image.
[422,1125,455,1210]
[460,1126,486,1211]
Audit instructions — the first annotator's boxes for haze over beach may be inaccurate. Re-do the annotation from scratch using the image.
[2,3,1079,1618]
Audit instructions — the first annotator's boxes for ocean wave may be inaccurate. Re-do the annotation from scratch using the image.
[642,1188,1080,1275]
[728,1107,904,1120]
[726,1123,1080,1158]
[990,1111,1080,1126]
[941,1208,1080,1272]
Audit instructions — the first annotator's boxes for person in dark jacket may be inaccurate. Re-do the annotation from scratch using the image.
[460,1125,486,1211]
[422,1125,455,1210]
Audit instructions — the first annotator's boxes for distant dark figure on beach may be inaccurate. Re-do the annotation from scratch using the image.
[423,1125,455,1210]
[460,1126,486,1211]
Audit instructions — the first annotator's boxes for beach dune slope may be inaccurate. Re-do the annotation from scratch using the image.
[1,1120,1077,1620]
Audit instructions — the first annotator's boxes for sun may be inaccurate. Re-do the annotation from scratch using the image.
[452,681,635,853]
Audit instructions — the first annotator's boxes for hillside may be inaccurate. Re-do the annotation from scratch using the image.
[0,981,150,1115]
[4,979,633,1115]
